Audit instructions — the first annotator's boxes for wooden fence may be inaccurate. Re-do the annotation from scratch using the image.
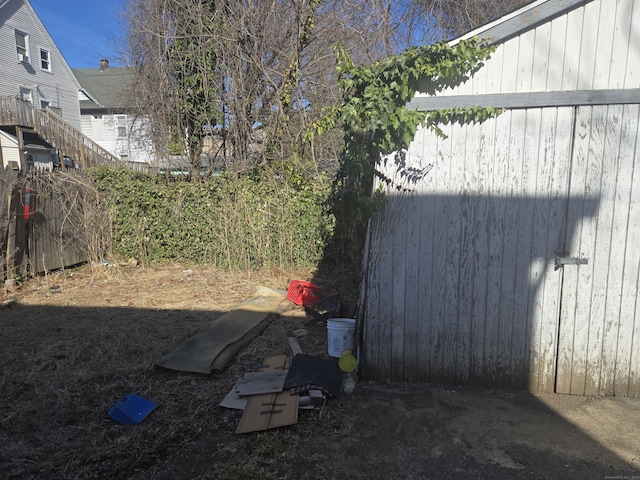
[1,169,93,284]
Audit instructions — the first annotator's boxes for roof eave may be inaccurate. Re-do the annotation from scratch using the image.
[452,0,594,46]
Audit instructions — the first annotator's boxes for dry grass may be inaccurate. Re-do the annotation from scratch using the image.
[0,263,350,480]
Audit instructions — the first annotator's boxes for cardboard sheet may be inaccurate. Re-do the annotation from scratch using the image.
[155,287,287,374]
[236,391,299,434]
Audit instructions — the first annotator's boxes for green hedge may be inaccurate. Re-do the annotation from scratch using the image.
[87,167,334,269]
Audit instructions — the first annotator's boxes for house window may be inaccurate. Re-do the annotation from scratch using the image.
[15,30,29,63]
[19,87,32,103]
[40,99,51,109]
[116,115,127,137]
[39,47,52,72]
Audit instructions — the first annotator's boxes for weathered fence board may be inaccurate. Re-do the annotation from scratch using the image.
[1,170,89,283]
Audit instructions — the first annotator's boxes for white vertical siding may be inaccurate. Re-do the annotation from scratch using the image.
[415,0,640,99]
[0,130,20,167]
[555,105,640,397]
[617,108,640,397]
[363,104,640,396]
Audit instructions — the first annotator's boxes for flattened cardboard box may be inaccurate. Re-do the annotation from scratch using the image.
[236,391,299,434]
[219,355,289,410]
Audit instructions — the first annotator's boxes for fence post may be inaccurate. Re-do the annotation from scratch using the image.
[4,186,17,289]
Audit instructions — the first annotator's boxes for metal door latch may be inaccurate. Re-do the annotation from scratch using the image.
[555,256,588,270]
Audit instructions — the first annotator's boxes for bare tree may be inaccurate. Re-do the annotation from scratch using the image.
[122,0,533,175]
[122,0,443,175]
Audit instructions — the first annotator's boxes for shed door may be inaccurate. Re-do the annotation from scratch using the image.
[554,105,640,397]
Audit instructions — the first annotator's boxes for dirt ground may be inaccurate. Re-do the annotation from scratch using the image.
[1,263,639,480]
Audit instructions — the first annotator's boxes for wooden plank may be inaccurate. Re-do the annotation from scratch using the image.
[590,105,624,395]
[630,293,640,397]
[581,106,611,396]
[4,186,17,284]
[547,107,576,395]
[496,110,527,388]
[614,105,640,397]
[450,122,471,386]
[287,338,303,357]
[415,127,438,382]
[499,37,520,94]
[377,209,394,381]
[608,0,633,89]
[512,108,542,390]
[560,0,584,90]
[427,127,450,383]
[530,20,552,91]
[515,29,535,92]
[468,119,495,386]
[407,89,640,111]
[402,190,420,381]
[397,134,432,381]
[390,194,408,381]
[545,15,568,90]
[531,107,573,393]
[441,124,463,386]
[576,0,599,90]
[554,107,585,394]
[484,40,505,94]
[482,111,513,387]
[456,122,482,386]
[361,206,382,380]
[627,0,640,89]
[557,106,600,395]
[590,0,614,90]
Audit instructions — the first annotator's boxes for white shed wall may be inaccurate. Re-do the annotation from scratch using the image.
[412,0,640,99]
[362,105,640,397]
[363,0,640,396]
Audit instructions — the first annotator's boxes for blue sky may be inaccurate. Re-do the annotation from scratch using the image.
[30,0,125,69]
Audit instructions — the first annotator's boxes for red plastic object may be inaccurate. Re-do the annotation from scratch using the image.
[286,280,321,306]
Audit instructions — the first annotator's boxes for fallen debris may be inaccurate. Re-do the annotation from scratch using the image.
[288,336,303,356]
[283,354,342,398]
[234,370,288,396]
[108,394,158,425]
[236,391,299,434]
[155,286,289,374]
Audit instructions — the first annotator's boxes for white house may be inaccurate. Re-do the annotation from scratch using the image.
[360,0,640,397]
[74,62,156,164]
[0,0,121,170]
[0,0,82,128]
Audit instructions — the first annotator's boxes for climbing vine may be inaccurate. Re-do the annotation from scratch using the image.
[315,38,502,270]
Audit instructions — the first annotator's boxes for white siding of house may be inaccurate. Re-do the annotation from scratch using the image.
[0,0,81,129]
[0,130,20,168]
[80,113,155,163]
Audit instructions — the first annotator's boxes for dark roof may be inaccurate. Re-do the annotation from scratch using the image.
[23,131,54,150]
[0,127,53,150]
[73,67,137,112]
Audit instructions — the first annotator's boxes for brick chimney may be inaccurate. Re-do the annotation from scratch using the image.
[100,59,109,69]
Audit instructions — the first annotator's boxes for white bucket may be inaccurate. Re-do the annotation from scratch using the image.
[327,318,356,357]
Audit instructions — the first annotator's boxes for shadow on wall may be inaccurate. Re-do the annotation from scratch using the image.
[358,192,640,396]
